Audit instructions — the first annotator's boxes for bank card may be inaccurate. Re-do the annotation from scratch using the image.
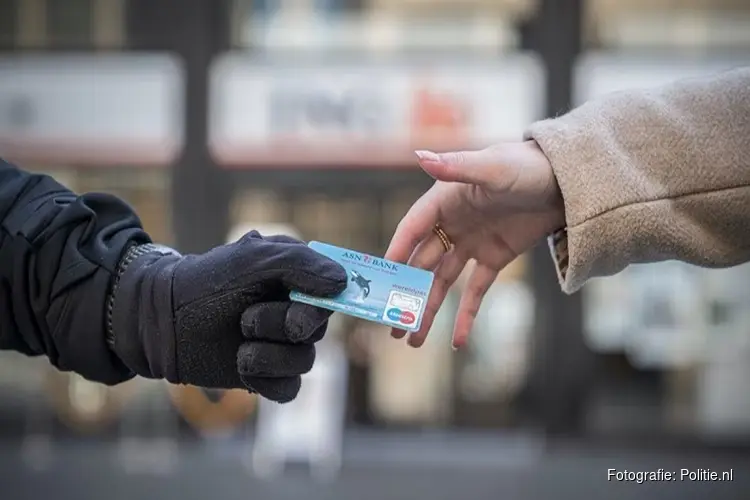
[289,241,434,332]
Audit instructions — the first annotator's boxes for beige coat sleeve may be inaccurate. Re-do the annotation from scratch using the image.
[524,67,750,294]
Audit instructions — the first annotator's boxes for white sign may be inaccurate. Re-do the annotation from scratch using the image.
[0,54,184,166]
[623,263,706,369]
[574,52,750,103]
[583,273,634,354]
[250,320,349,481]
[234,222,349,480]
[460,281,534,402]
[696,264,750,435]
[209,54,545,166]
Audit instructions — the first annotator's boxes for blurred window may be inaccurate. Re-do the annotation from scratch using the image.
[235,0,365,52]
[30,167,174,244]
[0,0,17,50]
[125,0,182,51]
[47,0,94,47]
[369,0,534,15]
[10,0,124,50]
[249,0,281,17]
[233,0,532,52]
[342,0,365,12]
[250,0,361,16]
[586,0,750,48]
[16,0,46,48]
[92,0,125,49]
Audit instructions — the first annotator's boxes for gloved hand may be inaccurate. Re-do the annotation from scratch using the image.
[107,231,346,403]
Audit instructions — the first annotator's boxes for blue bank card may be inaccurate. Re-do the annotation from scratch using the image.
[289,241,435,332]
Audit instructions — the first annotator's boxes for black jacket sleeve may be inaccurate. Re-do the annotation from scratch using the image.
[0,158,152,385]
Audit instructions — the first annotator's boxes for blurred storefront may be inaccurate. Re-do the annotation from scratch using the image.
[575,0,750,441]
[208,51,544,428]
[1,0,750,450]
[0,54,179,241]
[575,53,750,439]
[0,51,182,437]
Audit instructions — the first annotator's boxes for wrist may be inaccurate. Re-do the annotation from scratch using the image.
[527,139,566,232]
[107,243,182,380]
[548,176,567,232]
[106,243,179,348]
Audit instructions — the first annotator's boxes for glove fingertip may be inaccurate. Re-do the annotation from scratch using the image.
[240,375,302,404]
[328,259,348,288]
[286,303,331,343]
[306,258,348,297]
[264,234,304,245]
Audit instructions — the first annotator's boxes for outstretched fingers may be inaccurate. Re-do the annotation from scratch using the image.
[406,251,468,348]
[451,263,498,350]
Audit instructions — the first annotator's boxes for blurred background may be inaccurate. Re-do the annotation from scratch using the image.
[1,1,750,499]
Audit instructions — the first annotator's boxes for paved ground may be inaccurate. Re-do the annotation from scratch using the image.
[1,431,748,500]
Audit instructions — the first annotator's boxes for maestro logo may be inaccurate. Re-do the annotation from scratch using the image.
[387,308,416,326]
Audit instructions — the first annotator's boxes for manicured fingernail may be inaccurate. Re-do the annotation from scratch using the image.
[415,150,440,163]
[451,344,459,351]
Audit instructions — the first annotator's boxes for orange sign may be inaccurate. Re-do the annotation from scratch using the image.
[410,86,470,149]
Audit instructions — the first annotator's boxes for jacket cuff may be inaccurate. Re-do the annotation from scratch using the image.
[525,117,637,294]
[524,115,620,294]
[109,244,182,382]
[106,243,181,350]
[547,228,569,289]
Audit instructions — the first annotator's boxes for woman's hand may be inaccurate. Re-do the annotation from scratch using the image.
[385,140,565,349]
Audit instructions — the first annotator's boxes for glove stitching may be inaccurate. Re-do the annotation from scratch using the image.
[169,255,182,383]
[105,242,142,350]
[172,268,342,315]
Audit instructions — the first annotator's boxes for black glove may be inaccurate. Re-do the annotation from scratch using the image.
[107,231,346,403]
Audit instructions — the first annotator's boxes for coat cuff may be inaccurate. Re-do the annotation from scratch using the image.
[547,228,570,290]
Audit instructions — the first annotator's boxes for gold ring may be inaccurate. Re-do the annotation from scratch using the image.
[433,224,453,252]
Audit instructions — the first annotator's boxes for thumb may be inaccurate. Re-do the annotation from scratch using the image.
[249,239,348,297]
[415,149,498,186]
